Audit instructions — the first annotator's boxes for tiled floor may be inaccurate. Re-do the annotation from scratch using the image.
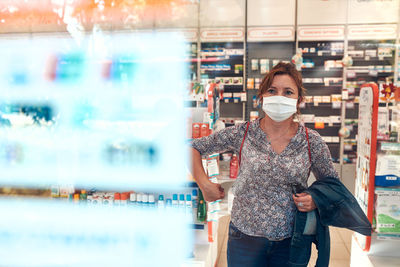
[216,216,353,267]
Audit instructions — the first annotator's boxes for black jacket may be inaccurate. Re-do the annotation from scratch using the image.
[289,176,372,267]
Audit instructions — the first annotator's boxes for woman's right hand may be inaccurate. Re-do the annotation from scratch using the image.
[202,181,225,202]
[191,147,225,202]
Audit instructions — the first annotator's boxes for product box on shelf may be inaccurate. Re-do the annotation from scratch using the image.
[375,188,400,234]
[375,154,400,187]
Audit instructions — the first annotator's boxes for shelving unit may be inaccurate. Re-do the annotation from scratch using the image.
[200,42,245,120]
[245,41,295,121]
[187,42,199,82]
[343,40,396,163]
[351,83,400,267]
[299,41,345,162]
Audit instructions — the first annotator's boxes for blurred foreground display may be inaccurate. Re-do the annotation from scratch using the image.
[0,30,192,266]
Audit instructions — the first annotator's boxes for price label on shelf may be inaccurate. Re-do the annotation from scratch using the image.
[347,71,356,78]
[322,96,331,103]
[344,144,353,151]
[342,90,349,100]
[313,96,322,106]
[241,92,247,102]
[369,70,378,76]
[330,115,341,124]
[346,101,355,109]
[332,102,341,109]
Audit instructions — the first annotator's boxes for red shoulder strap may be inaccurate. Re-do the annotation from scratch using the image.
[305,127,311,165]
[239,122,250,166]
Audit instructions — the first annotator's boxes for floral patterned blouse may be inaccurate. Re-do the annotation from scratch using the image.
[191,118,338,240]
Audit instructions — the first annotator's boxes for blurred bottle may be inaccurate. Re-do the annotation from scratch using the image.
[129,192,137,206]
[229,154,239,179]
[114,193,121,206]
[200,123,209,137]
[172,194,179,207]
[192,189,198,222]
[158,195,165,209]
[166,198,172,211]
[80,190,87,202]
[142,194,149,208]
[197,190,207,222]
[137,193,143,208]
[148,194,156,208]
[121,193,129,206]
[186,194,192,211]
[192,189,198,209]
[192,123,201,139]
[73,193,80,204]
[179,194,186,208]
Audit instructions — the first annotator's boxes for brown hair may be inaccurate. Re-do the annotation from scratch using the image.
[257,62,306,105]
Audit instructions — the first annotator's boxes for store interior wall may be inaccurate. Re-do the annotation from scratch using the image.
[1,0,399,184]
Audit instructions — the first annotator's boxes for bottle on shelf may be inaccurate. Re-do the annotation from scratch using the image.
[179,194,186,208]
[158,195,165,209]
[230,153,239,179]
[185,194,192,214]
[148,194,155,208]
[136,193,143,207]
[114,193,121,206]
[142,194,149,208]
[77,189,85,201]
[121,193,128,206]
[197,189,207,222]
[166,198,173,210]
[192,189,198,209]
[172,194,179,207]
[129,192,136,206]
[73,193,80,204]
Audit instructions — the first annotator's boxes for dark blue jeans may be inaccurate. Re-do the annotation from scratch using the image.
[227,222,290,267]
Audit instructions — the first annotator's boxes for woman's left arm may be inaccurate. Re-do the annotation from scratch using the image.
[309,130,339,180]
[293,129,339,212]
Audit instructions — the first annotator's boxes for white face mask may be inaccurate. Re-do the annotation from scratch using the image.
[262,96,298,122]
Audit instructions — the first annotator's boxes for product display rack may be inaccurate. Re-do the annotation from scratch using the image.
[245,41,295,121]
[351,83,400,266]
[299,41,345,162]
[188,42,198,82]
[188,34,398,165]
[344,40,396,163]
[200,42,245,120]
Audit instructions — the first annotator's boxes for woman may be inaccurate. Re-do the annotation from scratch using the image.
[190,62,338,267]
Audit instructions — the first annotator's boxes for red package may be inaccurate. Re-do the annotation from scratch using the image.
[200,123,209,137]
[192,123,201,139]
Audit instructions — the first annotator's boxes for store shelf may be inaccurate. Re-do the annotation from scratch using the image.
[301,67,343,72]
[302,53,344,57]
[303,83,343,87]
